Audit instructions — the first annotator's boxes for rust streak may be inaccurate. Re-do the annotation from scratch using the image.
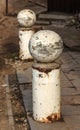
[33,66,52,74]
[33,66,60,74]
[46,113,61,122]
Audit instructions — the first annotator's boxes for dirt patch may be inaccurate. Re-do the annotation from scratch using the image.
[9,74,30,129]
[0,60,15,129]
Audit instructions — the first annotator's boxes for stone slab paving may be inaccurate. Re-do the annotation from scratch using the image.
[37,12,80,49]
[16,50,80,130]
[61,87,78,96]
[51,21,66,28]
[36,20,50,25]
[21,88,32,113]
[61,95,80,105]
[27,118,68,130]
[17,67,32,84]
[72,79,80,93]
[38,12,71,21]
[44,26,80,48]
[64,115,80,127]
[38,12,80,48]
[62,105,80,116]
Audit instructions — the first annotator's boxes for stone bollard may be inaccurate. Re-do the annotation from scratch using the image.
[17,9,36,60]
[29,30,63,123]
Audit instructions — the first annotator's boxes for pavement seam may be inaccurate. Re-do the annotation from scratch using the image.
[15,70,31,130]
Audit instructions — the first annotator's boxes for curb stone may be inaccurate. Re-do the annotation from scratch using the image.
[5,75,15,130]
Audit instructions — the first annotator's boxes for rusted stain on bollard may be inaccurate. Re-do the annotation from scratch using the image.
[41,112,61,123]
[32,62,60,74]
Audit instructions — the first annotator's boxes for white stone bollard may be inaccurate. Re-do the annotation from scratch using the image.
[17,9,36,60]
[29,30,63,123]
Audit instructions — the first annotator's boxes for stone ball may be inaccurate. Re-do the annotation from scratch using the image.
[17,9,36,27]
[29,30,63,63]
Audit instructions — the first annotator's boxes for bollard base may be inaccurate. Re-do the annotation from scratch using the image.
[32,62,61,123]
[33,112,61,123]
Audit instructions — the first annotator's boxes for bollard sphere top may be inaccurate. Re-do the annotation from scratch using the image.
[17,9,36,27]
[29,30,63,63]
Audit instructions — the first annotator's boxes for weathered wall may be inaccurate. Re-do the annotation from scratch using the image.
[0,0,28,13]
[0,0,47,14]
[0,0,5,13]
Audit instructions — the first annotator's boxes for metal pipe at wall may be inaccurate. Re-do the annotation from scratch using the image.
[5,0,8,14]
[32,62,61,123]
